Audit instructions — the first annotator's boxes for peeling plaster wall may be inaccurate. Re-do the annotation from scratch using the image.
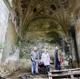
[0,0,9,44]
[2,19,17,62]
[0,0,18,62]
[0,0,9,63]
[76,19,80,60]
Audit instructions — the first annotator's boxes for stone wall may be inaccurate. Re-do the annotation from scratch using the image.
[2,18,17,62]
[0,59,31,77]
[75,18,80,66]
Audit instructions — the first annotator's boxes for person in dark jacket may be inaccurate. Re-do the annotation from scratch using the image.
[54,47,61,70]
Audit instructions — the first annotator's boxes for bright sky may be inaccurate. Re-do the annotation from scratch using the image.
[0,0,9,44]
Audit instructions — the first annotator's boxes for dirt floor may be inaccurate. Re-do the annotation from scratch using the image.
[6,63,54,79]
[6,69,48,79]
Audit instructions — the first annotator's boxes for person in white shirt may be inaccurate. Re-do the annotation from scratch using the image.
[41,48,50,74]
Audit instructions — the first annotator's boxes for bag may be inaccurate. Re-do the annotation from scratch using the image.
[38,62,44,67]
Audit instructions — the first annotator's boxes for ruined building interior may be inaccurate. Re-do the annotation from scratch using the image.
[0,0,80,79]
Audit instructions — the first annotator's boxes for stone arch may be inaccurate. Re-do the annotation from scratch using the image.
[73,6,80,18]
[23,16,68,37]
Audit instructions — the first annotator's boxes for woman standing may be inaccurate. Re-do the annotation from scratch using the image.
[41,48,50,74]
[54,46,61,70]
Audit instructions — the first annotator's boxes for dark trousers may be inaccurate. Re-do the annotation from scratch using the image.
[45,65,50,74]
[55,64,61,70]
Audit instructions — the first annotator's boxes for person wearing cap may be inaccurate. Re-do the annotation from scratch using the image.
[41,48,50,74]
[54,46,61,70]
[31,47,39,75]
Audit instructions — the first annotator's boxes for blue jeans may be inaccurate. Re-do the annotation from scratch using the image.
[31,61,38,75]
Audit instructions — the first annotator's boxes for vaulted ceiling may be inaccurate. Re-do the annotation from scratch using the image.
[10,0,80,40]
[19,0,75,35]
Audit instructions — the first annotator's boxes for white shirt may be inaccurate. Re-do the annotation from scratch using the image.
[41,52,50,66]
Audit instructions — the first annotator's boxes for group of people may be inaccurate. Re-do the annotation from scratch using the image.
[31,46,64,75]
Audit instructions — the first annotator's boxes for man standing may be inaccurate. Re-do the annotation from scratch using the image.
[41,48,50,74]
[31,47,39,75]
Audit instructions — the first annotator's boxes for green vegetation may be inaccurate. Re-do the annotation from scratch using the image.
[15,0,76,59]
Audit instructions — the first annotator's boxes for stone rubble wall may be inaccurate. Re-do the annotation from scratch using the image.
[0,59,31,77]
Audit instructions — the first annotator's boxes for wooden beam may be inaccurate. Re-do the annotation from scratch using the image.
[49,71,80,78]
[48,68,80,79]
[50,68,80,73]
